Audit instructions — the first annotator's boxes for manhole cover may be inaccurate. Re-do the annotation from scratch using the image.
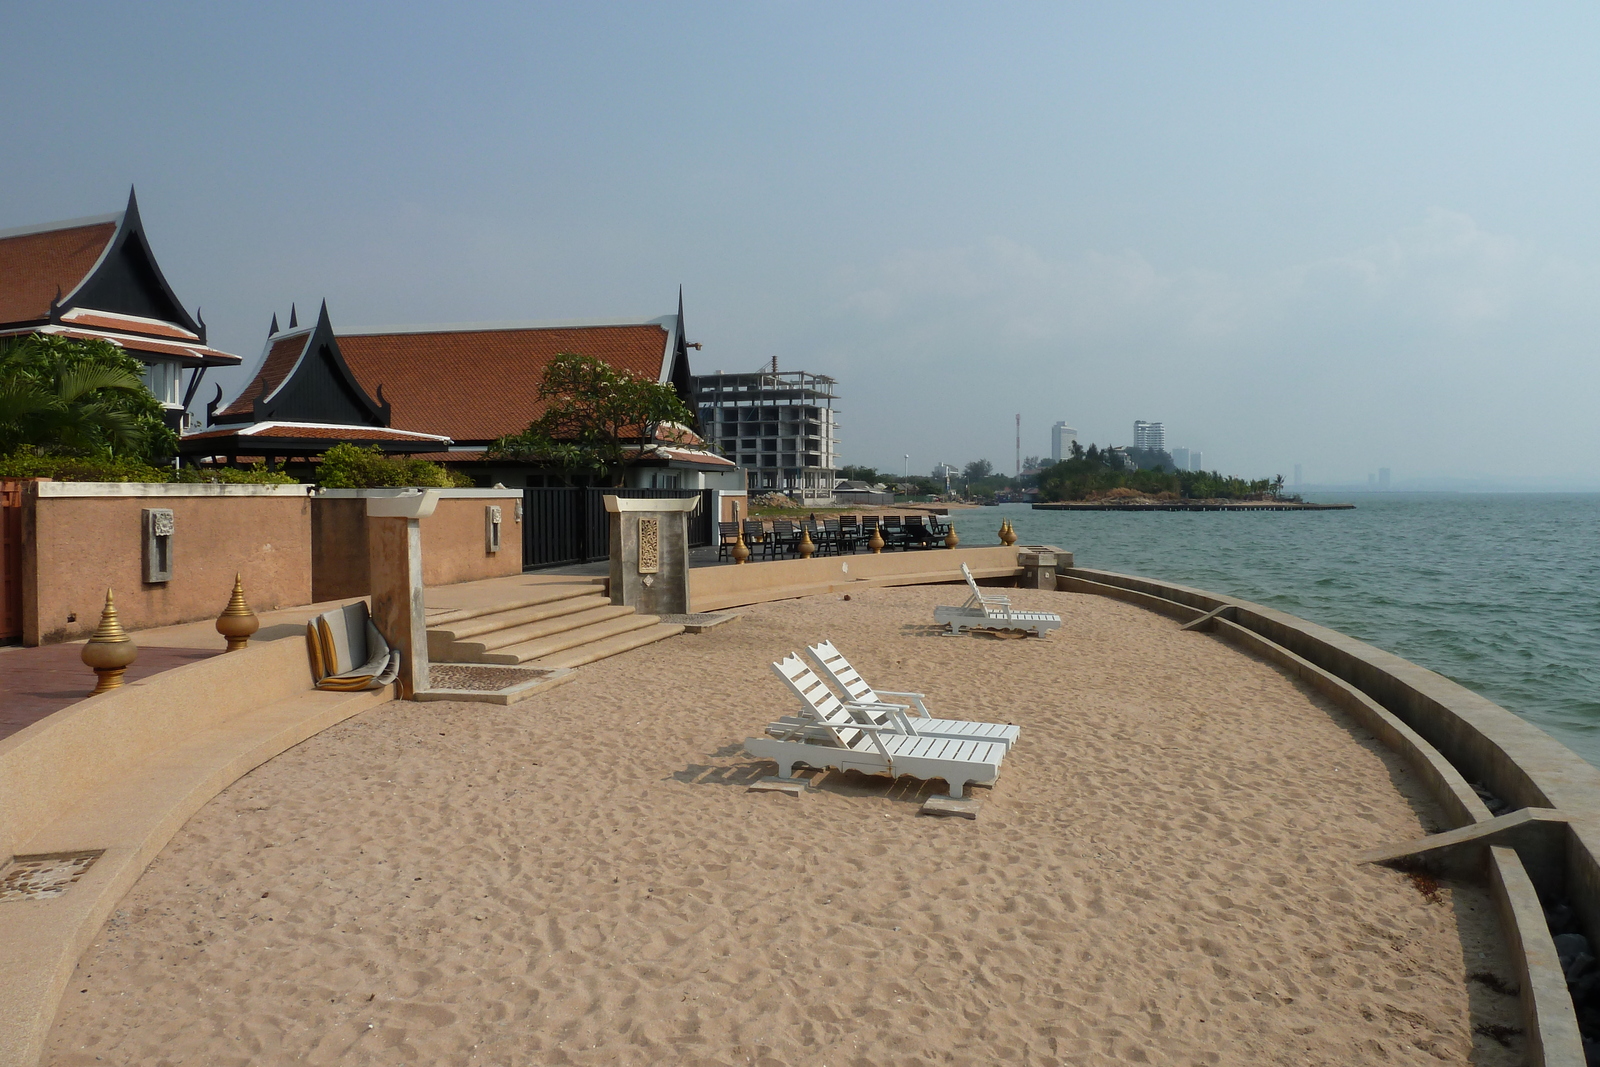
[428,665,549,692]
[0,850,104,902]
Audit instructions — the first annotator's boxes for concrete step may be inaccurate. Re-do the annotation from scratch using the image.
[531,622,687,670]
[437,603,636,661]
[429,593,611,646]
[481,613,663,664]
[425,584,598,629]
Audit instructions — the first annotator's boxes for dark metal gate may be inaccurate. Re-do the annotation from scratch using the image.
[521,487,715,570]
[1,479,23,642]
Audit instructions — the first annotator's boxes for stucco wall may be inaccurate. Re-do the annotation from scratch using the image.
[311,490,523,601]
[22,482,314,646]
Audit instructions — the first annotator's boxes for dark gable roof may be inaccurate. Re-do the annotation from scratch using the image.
[212,302,387,427]
[214,332,312,418]
[0,189,241,366]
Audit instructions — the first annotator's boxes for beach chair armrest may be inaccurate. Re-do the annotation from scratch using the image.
[872,691,932,717]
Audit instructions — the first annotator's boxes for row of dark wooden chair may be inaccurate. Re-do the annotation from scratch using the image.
[717,514,950,561]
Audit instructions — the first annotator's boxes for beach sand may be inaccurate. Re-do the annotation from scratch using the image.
[46,585,1523,1065]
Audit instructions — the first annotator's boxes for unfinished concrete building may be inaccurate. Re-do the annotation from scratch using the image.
[692,368,838,504]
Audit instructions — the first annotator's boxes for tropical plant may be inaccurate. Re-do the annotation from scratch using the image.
[176,463,298,485]
[0,334,176,460]
[315,443,472,489]
[487,352,694,486]
[0,452,174,482]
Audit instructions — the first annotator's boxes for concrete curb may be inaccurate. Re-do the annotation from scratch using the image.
[0,642,391,1067]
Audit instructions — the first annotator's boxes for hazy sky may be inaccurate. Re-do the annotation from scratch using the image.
[6,3,1599,486]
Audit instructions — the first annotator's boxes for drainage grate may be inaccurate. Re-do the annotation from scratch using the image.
[428,665,550,692]
[0,850,104,902]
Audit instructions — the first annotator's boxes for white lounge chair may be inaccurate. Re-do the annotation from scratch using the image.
[934,562,1062,637]
[803,640,1021,750]
[747,654,1006,797]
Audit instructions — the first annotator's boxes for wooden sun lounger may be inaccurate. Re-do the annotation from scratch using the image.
[803,640,1020,750]
[934,563,1062,637]
[748,654,1006,797]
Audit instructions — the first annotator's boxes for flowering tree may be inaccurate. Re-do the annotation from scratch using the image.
[487,352,693,486]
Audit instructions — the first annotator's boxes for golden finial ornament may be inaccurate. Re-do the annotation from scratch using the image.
[999,518,1017,546]
[732,527,750,565]
[868,522,885,554]
[81,588,138,695]
[945,521,959,549]
[797,524,815,559]
[216,574,261,651]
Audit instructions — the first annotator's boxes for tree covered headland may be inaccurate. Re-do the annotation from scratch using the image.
[1036,441,1285,502]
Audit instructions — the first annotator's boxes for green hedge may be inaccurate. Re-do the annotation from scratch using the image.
[315,443,472,489]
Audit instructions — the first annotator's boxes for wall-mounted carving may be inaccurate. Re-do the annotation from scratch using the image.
[486,505,502,554]
[638,517,660,573]
[142,508,174,583]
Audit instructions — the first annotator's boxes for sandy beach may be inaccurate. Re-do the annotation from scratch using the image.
[46,585,1522,1065]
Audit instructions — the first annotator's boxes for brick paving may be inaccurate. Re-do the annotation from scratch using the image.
[0,644,220,741]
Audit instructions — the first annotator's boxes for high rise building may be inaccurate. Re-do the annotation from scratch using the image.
[1134,420,1165,452]
[1378,468,1391,489]
[1171,446,1190,470]
[1189,450,1203,471]
[1050,420,1078,463]
[692,368,839,503]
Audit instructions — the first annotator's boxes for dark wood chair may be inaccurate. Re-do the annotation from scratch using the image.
[771,520,799,557]
[717,521,740,561]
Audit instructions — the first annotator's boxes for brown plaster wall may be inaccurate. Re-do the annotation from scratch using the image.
[421,498,522,587]
[311,499,370,601]
[309,496,522,601]
[23,490,313,646]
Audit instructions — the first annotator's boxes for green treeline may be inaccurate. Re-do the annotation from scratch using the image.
[1037,443,1284,502]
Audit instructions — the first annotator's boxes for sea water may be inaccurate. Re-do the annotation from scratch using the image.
[997,494,1600,768]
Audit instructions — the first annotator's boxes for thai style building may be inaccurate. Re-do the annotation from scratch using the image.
[184,295,741,494]
[0,189,243,428]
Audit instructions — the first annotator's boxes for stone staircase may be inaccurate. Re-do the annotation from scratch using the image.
[426,582,684,670]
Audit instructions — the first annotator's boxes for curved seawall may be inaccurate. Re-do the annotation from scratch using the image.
[1064,565,1599,1065]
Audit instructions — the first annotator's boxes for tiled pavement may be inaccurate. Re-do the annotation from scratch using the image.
[0,644,221,742]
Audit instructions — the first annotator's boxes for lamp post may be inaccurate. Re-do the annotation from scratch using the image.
[904,454,909,479]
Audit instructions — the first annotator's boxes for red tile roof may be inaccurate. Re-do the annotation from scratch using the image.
[216,333,311,416]
[0,222,117,323]
[336,324,672,442]
[60,308,198,340]
[181,422,451,447]
[0,324,241,367]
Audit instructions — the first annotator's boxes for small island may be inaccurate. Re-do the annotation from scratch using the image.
[1030,443,1354,510]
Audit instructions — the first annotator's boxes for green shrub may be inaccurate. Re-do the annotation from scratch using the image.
[316,443,472,489]
[0,452,174,482]
[175,463,298,485]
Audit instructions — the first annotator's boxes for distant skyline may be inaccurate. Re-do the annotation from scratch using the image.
[6,3,1600,486]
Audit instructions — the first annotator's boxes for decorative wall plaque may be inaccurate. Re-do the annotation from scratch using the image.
[485,505,502,553]
[142,508,174,583]
[637,517,660,573]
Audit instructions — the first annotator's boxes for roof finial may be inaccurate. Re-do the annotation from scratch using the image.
[288,303,298,329]
[268,313,279,337]
[196,307,206,343]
